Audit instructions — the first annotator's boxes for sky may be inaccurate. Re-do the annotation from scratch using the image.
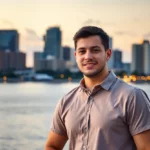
[0,0,150,67]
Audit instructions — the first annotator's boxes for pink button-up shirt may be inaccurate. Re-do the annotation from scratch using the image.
[51,71,150,150]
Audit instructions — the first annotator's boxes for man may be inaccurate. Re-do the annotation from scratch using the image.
[45,26,150,150]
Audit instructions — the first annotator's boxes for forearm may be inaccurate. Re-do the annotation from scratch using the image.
[137,148,150,150]
[44,145,62,150]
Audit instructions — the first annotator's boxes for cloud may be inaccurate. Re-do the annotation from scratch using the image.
[131,17,140,22]
[23,28,42,41]
[0,19,15,28]
[83,19,101,26]
[20,28,43,50]
[114,31,137,37]
[143,32,150,38]
[83,19,116,28]
[20,28,44,67]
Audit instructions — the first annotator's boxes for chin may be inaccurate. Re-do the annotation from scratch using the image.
[83,71,100,77]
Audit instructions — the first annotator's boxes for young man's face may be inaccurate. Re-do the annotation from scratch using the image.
[74,35,111,78]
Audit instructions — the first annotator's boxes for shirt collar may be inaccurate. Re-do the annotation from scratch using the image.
[79,70,117,91]
[100,70,117,90]
[79,78,87,91]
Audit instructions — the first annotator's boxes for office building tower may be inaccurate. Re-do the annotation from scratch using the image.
[63,46,71,61]
[113,49,123,69]
[0,51,26,71]
[34,52,66,71]
[131,44,144,74]
[34,52,45,71]
[108,37,114,69]
[123,63,131,75]
[44,27,62,59]
[143,40,150,75]
[0,30,19,51]
[131,40,150,75]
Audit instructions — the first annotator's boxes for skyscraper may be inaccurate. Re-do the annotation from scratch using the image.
[131,44,144,74]
[108,37,114,69]
[34,52,45,71]
[113,49,123,69]
[131,40,150,75]
[0,51,26,71]
[63,46,71,61]
[44,27,62,59]
[0,30,19,51]
[143,40,150,75]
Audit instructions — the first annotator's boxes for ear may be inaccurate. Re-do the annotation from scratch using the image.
[106,49,112,61]
[74,51,77,59]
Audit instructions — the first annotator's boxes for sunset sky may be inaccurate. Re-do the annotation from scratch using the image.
[0,0,150,67]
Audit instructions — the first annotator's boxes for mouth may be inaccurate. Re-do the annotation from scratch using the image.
[82,61,97,66]
[82,62,97,69]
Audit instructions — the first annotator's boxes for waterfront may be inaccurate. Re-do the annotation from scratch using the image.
[0,82,150,150]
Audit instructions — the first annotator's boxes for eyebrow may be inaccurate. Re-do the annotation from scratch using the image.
[90,46,101,49]
[77,45,101,50]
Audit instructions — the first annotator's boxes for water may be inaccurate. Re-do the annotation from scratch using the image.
[0,82,150,150]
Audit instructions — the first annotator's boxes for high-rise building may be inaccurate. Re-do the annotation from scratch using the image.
[34,52,66,71]
[131,40,150,75]
[108,37,114,69]
[44,27,62,59]
[123,63,131,75]
[131,44,144,74]
[113,49,123,69]
[143,40,150,75]
[34,52,45,71]
[0,30,19,51]
[0,51,26,71]
[63,46,71,61]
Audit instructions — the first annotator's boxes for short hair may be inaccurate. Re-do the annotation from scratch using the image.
[73,26,109,50]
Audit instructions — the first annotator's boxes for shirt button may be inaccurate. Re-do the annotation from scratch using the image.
[84,127,87,132]
[89,96,93,99]
[83,146,86,149]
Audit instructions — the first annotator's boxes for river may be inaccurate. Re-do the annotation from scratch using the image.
[0,82,150,150]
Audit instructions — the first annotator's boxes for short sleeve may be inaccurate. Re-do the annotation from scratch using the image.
[127,88,150,136]
[50,99,67,136]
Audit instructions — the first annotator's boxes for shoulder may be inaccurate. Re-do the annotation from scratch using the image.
[113,78,136,98]
[58,85,81,110]
[113,78,150,103]
[63,85,81,101]
[116,79,150,107]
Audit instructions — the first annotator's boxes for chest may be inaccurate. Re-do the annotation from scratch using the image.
[64,95,126,137]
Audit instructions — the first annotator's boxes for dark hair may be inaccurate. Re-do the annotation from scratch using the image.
[73,26,109,50]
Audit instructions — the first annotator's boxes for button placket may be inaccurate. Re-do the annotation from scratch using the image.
[83,145,86,150]
[86,95,94,149]
[82,94,94,150]
[83,99,90,149]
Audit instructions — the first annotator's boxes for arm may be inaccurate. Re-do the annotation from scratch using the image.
[44,130,68,150]
[133,129,150,150]
[127,89,150,150]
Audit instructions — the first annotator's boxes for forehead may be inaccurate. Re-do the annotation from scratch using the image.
[76,35,103,49]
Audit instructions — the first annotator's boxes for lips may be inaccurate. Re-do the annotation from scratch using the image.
[82,61,97,69]
[82,62,97,66]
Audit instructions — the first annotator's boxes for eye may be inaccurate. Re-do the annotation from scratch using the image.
[92,48,100,52]
[78,49,85,54]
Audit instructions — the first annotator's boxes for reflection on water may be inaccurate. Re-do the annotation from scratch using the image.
[0,82,78,150]
[0,82,150,150]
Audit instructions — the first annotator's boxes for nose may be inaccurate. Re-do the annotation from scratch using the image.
[85,51,92,59]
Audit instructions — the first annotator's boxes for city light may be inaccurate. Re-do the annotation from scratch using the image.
[3,76,7,81]
[60,74,64,79]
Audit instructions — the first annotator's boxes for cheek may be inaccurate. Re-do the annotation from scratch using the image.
[76,57,83,63]
[76,58,82,66]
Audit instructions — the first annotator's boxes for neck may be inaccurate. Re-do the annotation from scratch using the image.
[84,69,109,91]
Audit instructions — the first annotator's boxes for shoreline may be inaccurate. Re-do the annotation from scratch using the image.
[0,78,150,84]
[0,78,80,83]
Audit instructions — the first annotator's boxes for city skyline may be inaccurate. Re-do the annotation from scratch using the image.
[0,0,150,67]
